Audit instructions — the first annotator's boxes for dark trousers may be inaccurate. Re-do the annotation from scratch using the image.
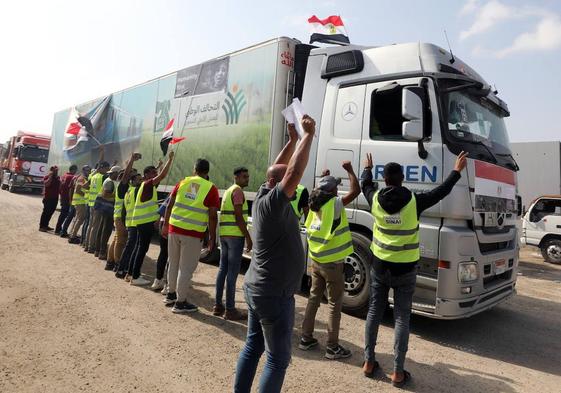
[129,222,155,279]
[364,267,416,373]
[156,235,168,280]
[55,200,70,233]
[61,205,76,235]
[40,198,58,229]
[235,287,295,393]
[96,212,114,257]
[117,226,138,274]
[80,206,91,244]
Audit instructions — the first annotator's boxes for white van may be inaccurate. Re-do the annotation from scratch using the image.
[521,196,561,263]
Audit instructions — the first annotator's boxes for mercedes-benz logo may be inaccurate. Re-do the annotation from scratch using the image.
[342,102,357,121]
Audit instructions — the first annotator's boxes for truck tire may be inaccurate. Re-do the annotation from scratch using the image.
[8,181,17,193]
[342,231,372,317]
[541,239,561,264]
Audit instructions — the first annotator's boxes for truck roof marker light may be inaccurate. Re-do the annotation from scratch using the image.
[438,260,451,269]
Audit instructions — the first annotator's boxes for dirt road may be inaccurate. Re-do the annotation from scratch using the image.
[1,191,560,392]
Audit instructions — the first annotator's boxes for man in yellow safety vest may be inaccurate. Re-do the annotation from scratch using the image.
[162,158,220,313]
[213,166,252,321]
[298,161,360,360]
[361,151,468,387]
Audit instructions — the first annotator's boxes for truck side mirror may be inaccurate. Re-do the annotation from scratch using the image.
[402,87,424,142]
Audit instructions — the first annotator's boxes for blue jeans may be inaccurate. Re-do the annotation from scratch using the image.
[234,287,295,393]
[117,226,138,273]
[364,267,416,373]
[61,205,75,235]
[215,237,245,310]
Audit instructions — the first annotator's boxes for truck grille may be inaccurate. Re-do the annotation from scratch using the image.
[478,240,511,254]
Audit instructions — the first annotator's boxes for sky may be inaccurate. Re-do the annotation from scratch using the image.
[0,0,560,143]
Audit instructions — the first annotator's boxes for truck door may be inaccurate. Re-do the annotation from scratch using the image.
[359,77,444,310]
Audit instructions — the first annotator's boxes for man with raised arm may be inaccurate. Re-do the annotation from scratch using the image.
[234,116,316,393]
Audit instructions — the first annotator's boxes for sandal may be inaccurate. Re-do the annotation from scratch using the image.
[363,361,380,378]
[391,370,411,388]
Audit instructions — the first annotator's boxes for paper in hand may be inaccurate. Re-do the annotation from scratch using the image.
[281,98,307,139]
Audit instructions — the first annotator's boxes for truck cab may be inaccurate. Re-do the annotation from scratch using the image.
[298,42,520,319]
[521,195,561,264]
[1,131,51,193]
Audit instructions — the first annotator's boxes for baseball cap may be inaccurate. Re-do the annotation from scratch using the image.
[107,165,122,174]
[317,175,341,192]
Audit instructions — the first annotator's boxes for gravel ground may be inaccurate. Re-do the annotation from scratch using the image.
[1,191,560,393]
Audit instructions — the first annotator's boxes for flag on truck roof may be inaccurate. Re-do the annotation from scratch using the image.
[308,15,349,45]
[160,118,185,156]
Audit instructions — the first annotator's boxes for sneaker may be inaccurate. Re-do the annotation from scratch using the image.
[98,254,107,261]
[172,301,198,314]
[212,304,225,316]
[46,226,54,231]
[115,271,126,279]
[60,232,69,238]
[224,308,247,321]
[112,264,119,273]
[160,285,169,296]
[68,236,80,244]
[130,277,151,286]
[325,344,352,360]
[124,274,132,282]
[93,251,99,257]
[151,278,165,291]
[104,261,115,271]
[54,230,61,235]
[163,292,177,306]
[298,337,319,351]
[39,227,49,232]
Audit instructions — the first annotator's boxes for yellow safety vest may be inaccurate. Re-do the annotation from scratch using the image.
[124,186,137,227]
[169,176,213,233]
[305,197,353,263]
[71,176,87,206]
[219,184,248,237]
[114,181,124,219]
[371,191,420,263]
[87,173,103,207]
[290,184,306,218]
[131,182,159,226]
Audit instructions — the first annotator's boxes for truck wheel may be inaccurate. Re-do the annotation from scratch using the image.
[0,183,7,190]
[8,181,17,193]
[541,239,561,264]
[342,231,372,317]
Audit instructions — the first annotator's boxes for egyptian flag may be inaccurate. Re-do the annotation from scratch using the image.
[160,118,185,155]
[308,15,349,45]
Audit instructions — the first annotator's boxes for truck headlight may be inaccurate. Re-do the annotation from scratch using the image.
[458,262,478,283]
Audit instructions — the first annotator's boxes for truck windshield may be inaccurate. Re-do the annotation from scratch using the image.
[18,147,48,162]
[440,84,516,170]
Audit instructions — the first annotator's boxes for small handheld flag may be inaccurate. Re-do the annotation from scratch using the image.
[308,15,349,45]
[160,118,185,155]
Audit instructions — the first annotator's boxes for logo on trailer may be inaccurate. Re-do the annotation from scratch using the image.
[222,84,246,125]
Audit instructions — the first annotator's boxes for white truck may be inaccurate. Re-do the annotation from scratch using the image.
[520,195,561,264]
[49,37,521,319]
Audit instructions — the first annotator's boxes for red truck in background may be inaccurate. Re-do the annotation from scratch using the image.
[1,131,51,193]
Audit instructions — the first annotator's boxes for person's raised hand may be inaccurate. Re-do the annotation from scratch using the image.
[342,160,353,172]
[287,123,298,141]
[454,151,469,172]
[363,152,373,169]
[301,115,316,136]
[132,152,141,161]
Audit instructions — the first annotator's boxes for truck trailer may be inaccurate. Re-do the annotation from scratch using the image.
[1,131,51,193]
[48,37,520,319]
